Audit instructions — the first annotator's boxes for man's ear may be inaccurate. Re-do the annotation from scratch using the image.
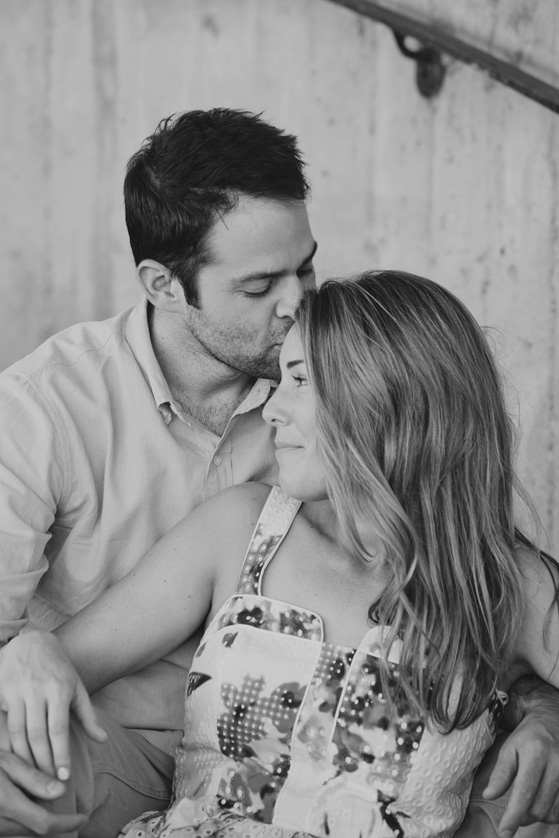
[137,260,185,312]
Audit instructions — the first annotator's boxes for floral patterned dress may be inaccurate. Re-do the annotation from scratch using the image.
[120,486,505,838]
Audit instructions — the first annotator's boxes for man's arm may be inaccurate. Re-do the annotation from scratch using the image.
[0,374,69,832]
[0,373,63,642]
[463,677,559,838]
[459,542,559,838]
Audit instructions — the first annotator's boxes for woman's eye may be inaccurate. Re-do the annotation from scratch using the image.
[293,375,308,386]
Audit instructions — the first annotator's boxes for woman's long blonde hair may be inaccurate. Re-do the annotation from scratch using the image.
[296,270,541,730]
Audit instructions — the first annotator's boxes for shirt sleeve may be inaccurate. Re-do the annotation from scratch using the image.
[0,372,65,643]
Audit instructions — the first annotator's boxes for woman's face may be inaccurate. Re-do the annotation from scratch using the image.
[262,326,328,502]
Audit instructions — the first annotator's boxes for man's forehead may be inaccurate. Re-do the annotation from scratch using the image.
[228,240,318,283]
[203,197,315,276]
[209,194,311,235]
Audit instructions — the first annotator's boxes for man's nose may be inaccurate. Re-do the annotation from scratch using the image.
[275,275,304,320]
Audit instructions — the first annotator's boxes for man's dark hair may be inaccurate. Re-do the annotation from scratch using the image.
[124,108,310,306]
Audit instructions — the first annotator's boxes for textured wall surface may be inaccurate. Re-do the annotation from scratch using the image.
[1,0,558,549]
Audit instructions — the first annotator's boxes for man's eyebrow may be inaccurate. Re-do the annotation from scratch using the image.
[300,241,318,267]
[232,241,318,285]
[286,359,304,370]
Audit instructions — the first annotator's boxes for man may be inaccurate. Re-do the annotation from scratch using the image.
[0,108,316,835]
[0,108,557,837]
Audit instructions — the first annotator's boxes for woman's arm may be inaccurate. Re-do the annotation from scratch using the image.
[56,501,216,691]
[56,481,270,691]
[0,482,270,779]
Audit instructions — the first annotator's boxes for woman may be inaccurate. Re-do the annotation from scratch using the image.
[2,271,558,837]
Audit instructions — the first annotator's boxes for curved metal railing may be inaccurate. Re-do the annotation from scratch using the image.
[323,0,559,114]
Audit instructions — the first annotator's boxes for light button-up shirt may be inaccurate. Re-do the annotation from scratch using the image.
[0,298,278,749]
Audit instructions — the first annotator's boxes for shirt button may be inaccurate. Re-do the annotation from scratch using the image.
[214,455,222,466]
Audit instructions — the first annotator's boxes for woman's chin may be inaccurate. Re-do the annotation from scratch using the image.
[278,476,328,504]
[278,477,301,499]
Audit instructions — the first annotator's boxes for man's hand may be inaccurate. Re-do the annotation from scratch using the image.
[482,676,559,837]
[0,631,106,781]
[0,748,87,836]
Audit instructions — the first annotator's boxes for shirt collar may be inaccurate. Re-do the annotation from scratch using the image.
[235,377,274,416]
[126,297,274,419]
[126,298,174,411]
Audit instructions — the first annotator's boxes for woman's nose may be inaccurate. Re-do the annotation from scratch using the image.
[262,390,284,426]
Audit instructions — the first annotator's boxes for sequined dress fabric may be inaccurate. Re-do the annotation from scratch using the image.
[120,486,504,838]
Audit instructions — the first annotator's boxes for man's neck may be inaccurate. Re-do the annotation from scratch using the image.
[149,306,256,435]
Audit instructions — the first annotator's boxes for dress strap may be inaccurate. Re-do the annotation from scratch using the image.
[236,485,301,595]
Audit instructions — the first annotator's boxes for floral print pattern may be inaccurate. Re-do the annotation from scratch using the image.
[215,596,322,643]
[119,487,505,838]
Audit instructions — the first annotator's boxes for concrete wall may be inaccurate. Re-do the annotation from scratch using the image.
[1,0,558,549]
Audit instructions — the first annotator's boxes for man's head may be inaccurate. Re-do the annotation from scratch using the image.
[177,193,316,380]
[124,108,310,307]
[125,108,316,380]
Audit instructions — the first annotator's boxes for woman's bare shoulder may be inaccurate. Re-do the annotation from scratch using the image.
[204,481,274,525]
[167,481,274,563]
[185,482,276,599]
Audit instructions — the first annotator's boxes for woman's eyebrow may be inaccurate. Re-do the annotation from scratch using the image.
[286,360,304,370]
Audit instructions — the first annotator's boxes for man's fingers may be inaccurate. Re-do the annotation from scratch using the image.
[0,750,65,799]
[482,744,518,800]
[71,681,107,745]
[0,809,87,837]
[0,711,11,752]
[46,696,72,782]
[520,763,559,824]
[1,784,73,834]
[498,766,542,838]
[6,700,35,769]
[0,751,86,835]
[545,788,559,824]
[25,696,58,778]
